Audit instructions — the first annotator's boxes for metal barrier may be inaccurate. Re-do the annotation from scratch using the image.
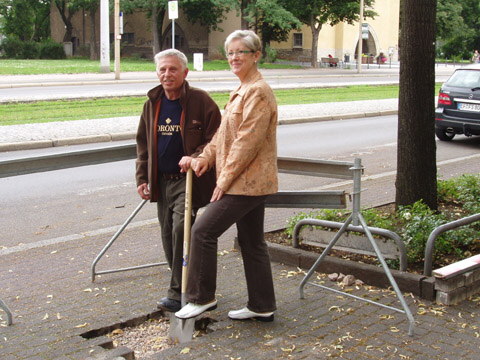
[90,156,415,336]
[0,298,12,325]
[91,156,350,282]
[423,213,480,276]
[91,199,168,282]
[292,219,408,271]
[293,158,415,336]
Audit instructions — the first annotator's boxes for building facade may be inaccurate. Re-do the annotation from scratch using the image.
[50,0,399,63]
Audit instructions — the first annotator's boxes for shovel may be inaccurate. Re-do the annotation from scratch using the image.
[169,168,196,343]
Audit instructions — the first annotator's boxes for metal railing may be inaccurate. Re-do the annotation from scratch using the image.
[91,156,350,282]
[89,156,415,336]
[91,199,168,282]
[292,219,408,271]
[292,158,415,336]
[423,213,480,276]
[0,299,12,326]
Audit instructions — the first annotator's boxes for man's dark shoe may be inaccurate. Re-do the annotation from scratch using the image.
[156,297,181,312]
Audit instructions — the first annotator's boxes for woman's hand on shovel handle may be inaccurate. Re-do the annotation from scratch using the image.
[191,157,209,177]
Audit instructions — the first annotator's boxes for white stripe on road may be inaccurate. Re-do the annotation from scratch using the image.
[0,219,157,256]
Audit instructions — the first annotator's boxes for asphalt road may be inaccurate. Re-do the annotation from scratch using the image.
[2,114,479,251]
[0,67,455,102]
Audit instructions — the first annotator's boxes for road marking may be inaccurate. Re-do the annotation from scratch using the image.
[309,152,480,191]
[0,218,157,257]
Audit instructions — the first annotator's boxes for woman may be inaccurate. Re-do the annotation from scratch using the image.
[175,30,278,321]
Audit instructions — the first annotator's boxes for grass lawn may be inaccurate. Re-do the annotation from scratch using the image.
[0,58,301,75]
[0,84,442,126]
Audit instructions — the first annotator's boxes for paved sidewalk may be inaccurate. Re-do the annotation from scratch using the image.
[1,189,480,360]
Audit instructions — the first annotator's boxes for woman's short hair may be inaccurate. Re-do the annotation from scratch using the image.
[154,49,188,70]
[224,30,262,53]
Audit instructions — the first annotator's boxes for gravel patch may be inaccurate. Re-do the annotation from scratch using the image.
[107,317,174,358]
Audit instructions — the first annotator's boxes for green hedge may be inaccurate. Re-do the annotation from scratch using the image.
[0,37,66,59]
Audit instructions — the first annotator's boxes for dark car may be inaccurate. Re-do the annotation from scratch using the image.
[435,64,480,141]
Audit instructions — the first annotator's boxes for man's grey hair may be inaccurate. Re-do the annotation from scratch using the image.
[154,49,188,70]
[224,30,262,53]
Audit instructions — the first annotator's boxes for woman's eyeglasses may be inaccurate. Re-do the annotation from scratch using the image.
[227,50,254,58]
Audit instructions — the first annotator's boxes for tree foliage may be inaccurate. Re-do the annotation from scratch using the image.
[244,0,300,55]
[436,0,480,59]
[283,0,377,67]
[121,0,234,55]
[182,0,235,32]
[0,0,50,41]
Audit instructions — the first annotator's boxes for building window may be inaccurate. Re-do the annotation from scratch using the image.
[123,33,135,44]
[293,33,303,48]
[110,33,135,44]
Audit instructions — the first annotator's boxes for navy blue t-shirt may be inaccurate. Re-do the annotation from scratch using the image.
[157,96,184,174]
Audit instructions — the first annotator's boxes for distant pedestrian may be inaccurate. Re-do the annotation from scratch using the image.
[135,49,221,313]
[472,50,480,63]
[175,30,278,322]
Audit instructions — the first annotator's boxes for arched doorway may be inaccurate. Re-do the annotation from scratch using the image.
[354,24,378,59]
[162,23,188,53]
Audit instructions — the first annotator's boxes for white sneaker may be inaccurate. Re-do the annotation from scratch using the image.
[175,300,217,319]
[228,307,274,322]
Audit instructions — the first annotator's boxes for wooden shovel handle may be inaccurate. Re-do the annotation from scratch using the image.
[181,168,193,301]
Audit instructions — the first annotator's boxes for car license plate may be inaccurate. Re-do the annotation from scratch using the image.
[457,102,480,112]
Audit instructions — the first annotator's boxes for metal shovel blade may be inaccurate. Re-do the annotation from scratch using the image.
[168,169,195,343]
[169,313,196,343]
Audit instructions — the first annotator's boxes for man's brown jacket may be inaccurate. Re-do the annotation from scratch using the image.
[135,81,221,208]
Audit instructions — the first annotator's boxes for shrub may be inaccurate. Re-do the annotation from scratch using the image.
[264,44,277,63]
[39,40,66,59]
[21,41,40,59]
[285,174,480,270]
[0,37,24,58]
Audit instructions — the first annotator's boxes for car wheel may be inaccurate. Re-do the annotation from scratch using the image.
[435,127,455,141]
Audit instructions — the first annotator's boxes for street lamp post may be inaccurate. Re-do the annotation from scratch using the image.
[114,0,121,79]
[100,0,110,73]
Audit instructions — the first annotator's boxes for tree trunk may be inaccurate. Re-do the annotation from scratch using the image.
[55,1,75,43]
[396,0,437,209]
[151,6,165,55]
[152,4,160,55]
[241,0,250,29]
[89,8,99,60]
[310,16,321,68]
[63,16,73,42]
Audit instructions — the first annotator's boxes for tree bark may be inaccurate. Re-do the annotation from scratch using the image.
[396,0,437,209]
[89,8,99,60]
[310,15,321,68]
[241,0,250,29]
[151,6,165,55]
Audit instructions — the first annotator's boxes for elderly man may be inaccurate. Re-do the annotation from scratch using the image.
[135,49,221,312]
